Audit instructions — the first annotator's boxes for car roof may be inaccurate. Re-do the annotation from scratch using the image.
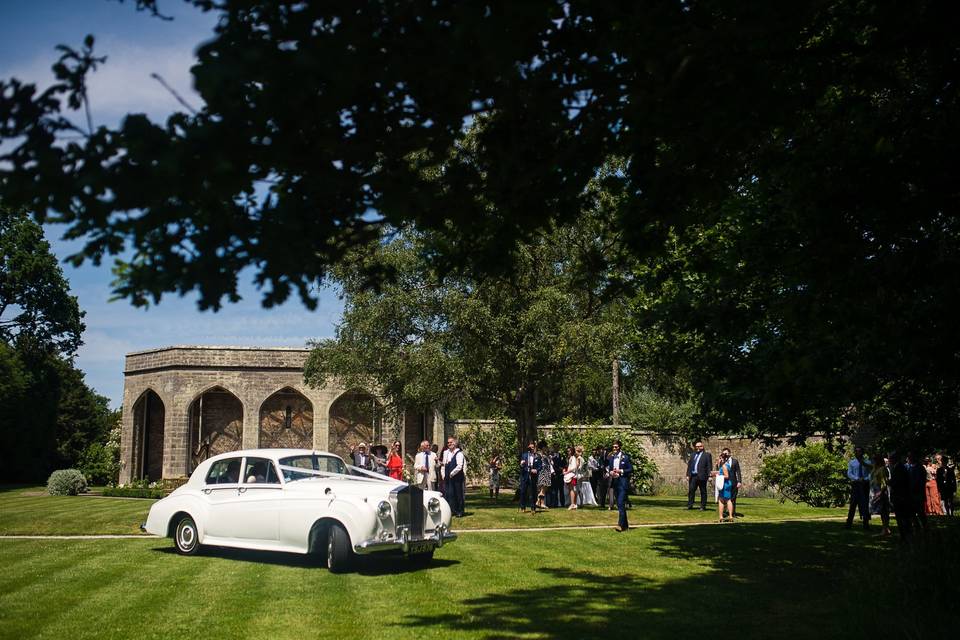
[204,448,344,464]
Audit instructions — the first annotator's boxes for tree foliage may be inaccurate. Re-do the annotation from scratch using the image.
[304,217,624,451]
[2,2,957,444]
[0,209,84,356]
[755,443,849,508]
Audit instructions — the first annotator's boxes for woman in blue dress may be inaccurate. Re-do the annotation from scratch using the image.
[717,450,735,522]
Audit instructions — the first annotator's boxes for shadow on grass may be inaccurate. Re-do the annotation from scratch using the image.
[151,544,460,574]
[394,519,960,640]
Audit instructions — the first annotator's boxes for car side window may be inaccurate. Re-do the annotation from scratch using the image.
[243,457,280,485]
[205,458,242,485]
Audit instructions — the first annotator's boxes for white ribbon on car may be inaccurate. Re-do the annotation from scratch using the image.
[277,463,403,485]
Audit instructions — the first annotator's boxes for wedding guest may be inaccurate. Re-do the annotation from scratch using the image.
[889,452,913,541]
[351,443,372,470]
[845,446,871,530]
[442,437,466,517]
[723,447,743,517]
[519,441,539,512]
[588,447,603,497]
[414,440,436,490]
[536,440,553,511]
[576,445,597,506]
[488,449,503,500]
[869,453,892,536]
[936,454,956,516]
[907,452,928,531]
[431,443,442,490]
[686,441,712,510]
[370,444,388,475]
[716,449,735,522]
[596,447,611,510]
[608,441,633,531]
[924,457,943,516]
[386,440,404,480]
[564,446,578,510]
[549,445,564,508]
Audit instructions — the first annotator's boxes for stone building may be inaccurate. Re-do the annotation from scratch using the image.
[119,346,444,484]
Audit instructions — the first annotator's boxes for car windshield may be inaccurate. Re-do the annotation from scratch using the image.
[278,455,347,482]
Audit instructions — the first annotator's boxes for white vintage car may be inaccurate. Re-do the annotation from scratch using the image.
[143,448,455,572]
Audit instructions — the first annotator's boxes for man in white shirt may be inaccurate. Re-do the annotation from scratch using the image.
[441,437,466,517]
[414,440,436,490]
[845,446,872,530]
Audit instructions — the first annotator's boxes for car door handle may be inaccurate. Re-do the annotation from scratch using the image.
[203,488,212,495]
[238,487,247,494]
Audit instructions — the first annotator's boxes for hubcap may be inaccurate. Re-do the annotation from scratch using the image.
[179,523,195,548]
[327,537,334,566]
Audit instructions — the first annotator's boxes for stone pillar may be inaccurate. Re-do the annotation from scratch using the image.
[242,399,259,449]
[119,387,137,485]
[312,393,329,451]
[162,400,190,479]
[433,408,446,445]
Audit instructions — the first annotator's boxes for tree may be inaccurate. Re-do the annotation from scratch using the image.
[304,218,624,450]
[0,209,84,356]
[2,1,957,443]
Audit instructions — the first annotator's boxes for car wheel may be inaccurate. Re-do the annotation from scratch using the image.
[174,516,200,555]
[326,523,353,573]
[410,550,434,566]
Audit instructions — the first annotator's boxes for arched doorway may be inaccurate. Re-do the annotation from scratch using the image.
[188,386,243,472]
[259,387,313,449]
[328,391,382,460]
[132,390,165,481]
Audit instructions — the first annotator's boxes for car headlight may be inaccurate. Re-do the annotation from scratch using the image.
[427,497,441,515]
[377,500,392,519]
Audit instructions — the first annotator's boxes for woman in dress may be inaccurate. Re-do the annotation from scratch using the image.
[564,446,578,510]
[576,445,597,506]
[536,440,552,511]
[869,453,892,536]
[385,441,404,481]
[924,457,943,516]
[488,450,502,500]
[716,450,735,522]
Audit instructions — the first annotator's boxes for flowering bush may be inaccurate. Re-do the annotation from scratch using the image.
[756,442,849,507]
[47,469,88,496]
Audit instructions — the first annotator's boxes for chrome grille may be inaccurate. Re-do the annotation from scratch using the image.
[391,485,425,538]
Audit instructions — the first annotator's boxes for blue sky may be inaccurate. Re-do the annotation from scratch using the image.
[0,0,342,408]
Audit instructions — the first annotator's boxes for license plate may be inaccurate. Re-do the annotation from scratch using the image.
[408,541,433,554]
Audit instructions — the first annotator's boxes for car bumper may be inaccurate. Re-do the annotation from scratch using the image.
[353,524,457,555]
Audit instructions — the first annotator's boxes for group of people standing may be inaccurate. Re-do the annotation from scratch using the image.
[350,438,468,517]
[515,440,634,531]
[685,441,743,523]
[845,447,956,539]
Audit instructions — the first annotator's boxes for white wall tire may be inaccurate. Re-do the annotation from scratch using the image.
[326,523,353,573]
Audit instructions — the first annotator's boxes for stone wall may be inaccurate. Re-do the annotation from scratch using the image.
[120,346,424,484]
[447,420,821,490]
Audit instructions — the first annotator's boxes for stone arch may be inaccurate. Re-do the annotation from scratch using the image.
[187,386,243,470]
[259,387,314,449]
[132,389,165,481]
[328,390,383,460]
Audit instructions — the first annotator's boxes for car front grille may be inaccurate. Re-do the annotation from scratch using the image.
[392,484,425,538]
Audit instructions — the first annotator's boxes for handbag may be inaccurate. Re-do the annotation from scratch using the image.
[563,471,576,484]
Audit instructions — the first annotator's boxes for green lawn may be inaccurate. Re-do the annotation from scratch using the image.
[0,486,840,536]
[1,522,956,639]
[455,490,840,529]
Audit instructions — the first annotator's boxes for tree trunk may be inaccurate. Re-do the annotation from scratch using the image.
[612,358,621,426]
[512,387,538,456]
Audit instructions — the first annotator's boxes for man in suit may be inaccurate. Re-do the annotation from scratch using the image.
[414,440,436,490]
[906,452,928,532]
[608,440,633,531]
[722,447,743,517]
[845,446,871,530]
[686,440,713,510]
[549,446,564,508]
[351,443,373,471]
[889,451,912,540]
[518,441,538,512]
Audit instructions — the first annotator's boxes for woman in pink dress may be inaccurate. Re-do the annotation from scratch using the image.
[386,440,404,481]
[925,457,943,516]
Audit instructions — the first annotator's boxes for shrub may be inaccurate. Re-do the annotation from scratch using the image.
[457,418,520,486]
[78,441,120,485]
[102,485,165,499]
[46,469,88,496]
[546,420,659,495]
[755,442,848,507]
